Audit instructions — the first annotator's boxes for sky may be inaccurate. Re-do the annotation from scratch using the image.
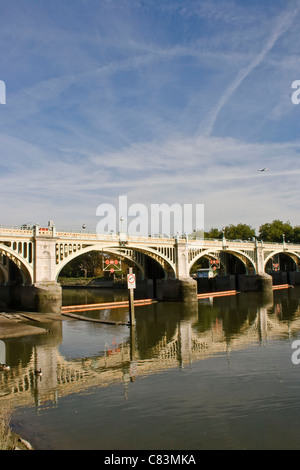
[1,0,300,234]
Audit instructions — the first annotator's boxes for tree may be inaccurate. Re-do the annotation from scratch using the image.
[223,224,256,240]
[204,227,222,239]
[205,224,256,240]
[60,251,105,278]
[258,220,293,242]
[292,226,300,243]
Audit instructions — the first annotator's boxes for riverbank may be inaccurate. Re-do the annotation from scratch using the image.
[0,311,63,339]
[0,412,33,450]
[59,277,115,287]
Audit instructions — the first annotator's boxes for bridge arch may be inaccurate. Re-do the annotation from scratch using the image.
[0,243,33,285]
[55,245,144,281]
[55,243,176,281]
[264,250,300,272]
[189,250,226,274]
[189,248,257,275]
[125,243,176,279]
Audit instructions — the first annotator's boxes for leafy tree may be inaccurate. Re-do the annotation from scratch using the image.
[205,224,256,240]
[223,224,256,240]
[292,226,300,243]
[258,220,293,242]
[204,227,222,239]
[60,252,105,278]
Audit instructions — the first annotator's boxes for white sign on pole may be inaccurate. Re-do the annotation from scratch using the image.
[127,273,136,289]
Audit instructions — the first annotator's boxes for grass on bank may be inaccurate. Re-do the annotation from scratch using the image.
[0,412,32,450]
[0,412,17,450]
[58,276,115,285]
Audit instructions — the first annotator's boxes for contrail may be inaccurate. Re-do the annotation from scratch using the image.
[200,6,299,137]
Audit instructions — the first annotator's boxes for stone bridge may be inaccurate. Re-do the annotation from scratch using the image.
[0,222,300,312]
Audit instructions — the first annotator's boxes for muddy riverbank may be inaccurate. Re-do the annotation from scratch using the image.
[0,311,64,340]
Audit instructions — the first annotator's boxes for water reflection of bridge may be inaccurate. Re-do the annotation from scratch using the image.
[146,307,300,364]
[1,298,300,411]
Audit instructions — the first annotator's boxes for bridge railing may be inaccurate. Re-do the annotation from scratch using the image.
[0,225,34,236]
[1,224,300,250]
[55,231,177,244]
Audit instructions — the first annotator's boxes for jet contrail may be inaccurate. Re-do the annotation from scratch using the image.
[201,7,299,137]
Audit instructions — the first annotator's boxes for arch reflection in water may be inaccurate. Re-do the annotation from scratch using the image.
[1,288,300,414]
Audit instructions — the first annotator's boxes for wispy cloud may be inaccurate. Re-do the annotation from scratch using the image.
[1,128,299,230]
[0,0,300,231]
[199,5,300,137]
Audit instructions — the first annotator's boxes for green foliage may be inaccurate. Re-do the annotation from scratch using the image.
[59,252,102,278]
[205,224,255,240]
[0,412,17,450]
[205,220,300,242]
[204,227,222,239]
[258,220,293,242]
[224,224,256,240]
[292,226,300,243]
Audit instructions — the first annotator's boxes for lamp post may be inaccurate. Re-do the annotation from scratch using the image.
[120,216,124,234]
[222,227,226,248]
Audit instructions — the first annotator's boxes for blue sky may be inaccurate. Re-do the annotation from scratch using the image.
[1,0,300,233]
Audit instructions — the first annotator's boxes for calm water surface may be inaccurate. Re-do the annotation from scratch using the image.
[1,287,300,450]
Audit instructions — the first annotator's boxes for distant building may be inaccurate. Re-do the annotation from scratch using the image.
[196,268,216,279]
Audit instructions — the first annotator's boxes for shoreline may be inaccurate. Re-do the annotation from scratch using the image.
[1,413,33,450]
[0,311,64,340]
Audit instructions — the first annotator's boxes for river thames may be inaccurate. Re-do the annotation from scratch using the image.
[1,286,300,450]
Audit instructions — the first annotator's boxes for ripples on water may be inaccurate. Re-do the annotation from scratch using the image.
[1,287,300,449]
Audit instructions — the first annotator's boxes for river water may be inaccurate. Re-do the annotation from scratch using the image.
[1,286,300,450]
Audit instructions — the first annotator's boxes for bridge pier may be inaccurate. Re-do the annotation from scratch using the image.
[237,273,273,293]
[0,282,62,313]
[33,282,62,314]
[156,277,198,302]
[154,238,198,302]
[256,273,273,292]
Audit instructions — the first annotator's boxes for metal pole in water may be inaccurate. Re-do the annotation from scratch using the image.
[127,267,136,326]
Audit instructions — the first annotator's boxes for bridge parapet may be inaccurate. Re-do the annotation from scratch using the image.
[0,227,33,238]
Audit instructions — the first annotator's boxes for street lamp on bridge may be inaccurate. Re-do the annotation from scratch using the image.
[222,227,226,248]
[120,216,124,234]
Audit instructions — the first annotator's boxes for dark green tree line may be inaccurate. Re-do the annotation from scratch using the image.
[205,220,300,243]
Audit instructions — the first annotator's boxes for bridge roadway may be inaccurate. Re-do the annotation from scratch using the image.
[0,223,300,311]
